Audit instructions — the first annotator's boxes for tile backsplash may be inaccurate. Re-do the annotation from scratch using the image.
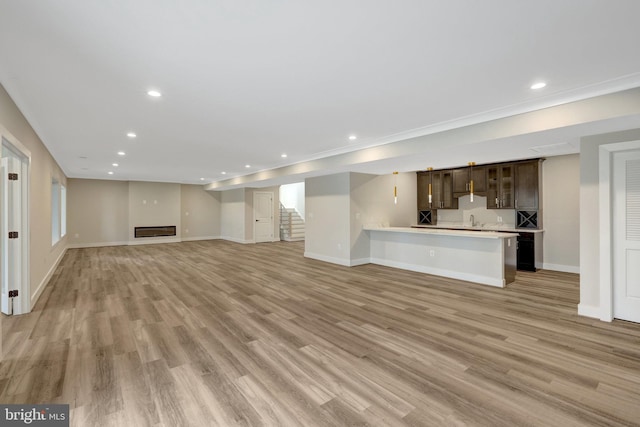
[436,195,516,227]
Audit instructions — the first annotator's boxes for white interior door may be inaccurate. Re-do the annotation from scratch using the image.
[0,157,21,315]
[613,150,640,323]
[0,157,8,314]
[254,192,274,243]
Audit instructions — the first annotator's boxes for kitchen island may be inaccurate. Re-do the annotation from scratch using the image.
[364,226,517,287]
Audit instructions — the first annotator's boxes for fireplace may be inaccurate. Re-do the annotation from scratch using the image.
[134,226,177,238]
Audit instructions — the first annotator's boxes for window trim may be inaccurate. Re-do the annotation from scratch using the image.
[51,178,66,246]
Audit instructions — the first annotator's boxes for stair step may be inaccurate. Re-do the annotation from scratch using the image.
[280,206,305,242]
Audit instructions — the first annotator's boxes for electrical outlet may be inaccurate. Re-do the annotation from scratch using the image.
[497,216,503,223]
[429,249,435,257]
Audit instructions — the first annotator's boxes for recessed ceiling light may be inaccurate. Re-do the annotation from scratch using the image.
[79,156,88,159]
[108,171,114,175]
[281,153,287,158]
[221,171,227,175]
[530,82,546,90]
[112,163,119,167]
[245,164,251,168]
[200,177,205,181]
[117,151,125,156]
[349,135,357,141]
[147,90,162,97]
[127,132,137,138]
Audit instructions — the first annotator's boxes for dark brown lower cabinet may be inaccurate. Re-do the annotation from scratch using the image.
[517,232,536,272]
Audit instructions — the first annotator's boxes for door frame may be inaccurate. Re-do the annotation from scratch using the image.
[598,139,640,321]
[0,125,31,315]
[253,191,275,243]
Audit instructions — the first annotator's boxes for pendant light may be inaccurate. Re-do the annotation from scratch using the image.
[427,167,433,204]
[393,171,398,204]
[468,162,476,202]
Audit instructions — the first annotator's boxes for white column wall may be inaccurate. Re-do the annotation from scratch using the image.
[579,128,640,318]
[304,173,351,265]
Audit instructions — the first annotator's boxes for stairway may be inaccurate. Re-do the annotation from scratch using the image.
[280,204,305,241]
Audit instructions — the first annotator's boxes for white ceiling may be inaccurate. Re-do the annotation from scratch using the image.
[1,1,640,189]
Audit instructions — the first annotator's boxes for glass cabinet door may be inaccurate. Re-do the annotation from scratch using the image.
[442,170,454,208]
[499,165,514,208]
[487,167,499,208]
[432,171,443,208]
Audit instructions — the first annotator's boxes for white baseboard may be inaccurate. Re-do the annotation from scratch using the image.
[67,241,129,249]
[542,263,580,274]
[577,303,603,320]
[68,236,223,248]
[181,235,221,242]
[304,252,352,267]
[370,257,505,288]
[31,246,68,310]
[220,236,255,244]
[303,252,369,267]
[128,237,182,246]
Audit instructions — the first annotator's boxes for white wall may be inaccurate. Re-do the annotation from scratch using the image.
[68,180,278,247]
[579,129,640,318]
[350,172,416,263]
[220,188,247,243]
[305,173,351,265]
[0,83,68,307]
[280,182,305,220]
[68,180,221,247]
[128,182,181,244]
[181,184,221,241]
[542,154,580,273]
[305,172,416,265]
[437,195,517,228]
[67,179,129,246]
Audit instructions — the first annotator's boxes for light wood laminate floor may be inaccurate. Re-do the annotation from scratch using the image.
[1,240,639,426]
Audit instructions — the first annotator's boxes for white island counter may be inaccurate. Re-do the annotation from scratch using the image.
[364,226,517,287]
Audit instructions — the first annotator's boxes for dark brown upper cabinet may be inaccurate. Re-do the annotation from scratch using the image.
[416,170,457,209]
[514,160,542,210]
[417,171,431,210]
[487,164,514,209]
[432,170,457,209]
[453,165,486,198]
[418,159,542,215]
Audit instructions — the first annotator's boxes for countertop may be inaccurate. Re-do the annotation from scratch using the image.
[410,224,544,233]
[364,226,518,239]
